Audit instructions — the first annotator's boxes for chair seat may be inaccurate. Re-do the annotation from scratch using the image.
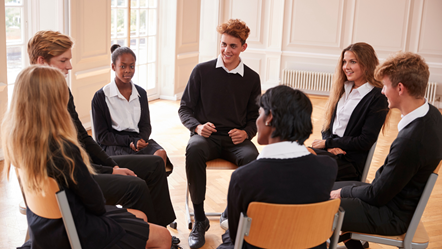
[206,158,238,170]
[349,221,429,245]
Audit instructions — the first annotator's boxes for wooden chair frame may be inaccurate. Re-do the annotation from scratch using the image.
[17,169,82,249]
[234,199,345,249]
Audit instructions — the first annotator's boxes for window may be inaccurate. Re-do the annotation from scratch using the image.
[5,0,27,84]
[111,0,158,95]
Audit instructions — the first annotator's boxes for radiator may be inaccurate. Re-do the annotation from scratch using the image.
[282,69,439,104]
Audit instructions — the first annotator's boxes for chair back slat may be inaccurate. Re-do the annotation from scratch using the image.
[244,199,341,249]
[17,169,62,219]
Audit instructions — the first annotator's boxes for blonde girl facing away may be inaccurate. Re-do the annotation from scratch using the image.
[1,65,171,249]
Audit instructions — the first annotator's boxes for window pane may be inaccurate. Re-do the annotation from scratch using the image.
[131,0,138,7]
[139,0,147,8]
[147,63,155,90]
[138,64,147,89]
[117,0,127,7]
[117,9,126,37]
[7,46,23,84]
[147,9,156,35]
[117,39,126,47]
[111,0,116,7]
[139,38,147,64]
[130,9,138,36]
[111,9,116,37]
[148,0,157,8]
[139,9,147,36]
[5,7,22,42]
[130,39,137,55]
[5,0,22,5]
[147,36,156,63]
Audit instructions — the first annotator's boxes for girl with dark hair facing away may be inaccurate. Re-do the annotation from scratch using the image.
[312,42,389,181]
[1,65,171,249]
[92,44,174,173]
[217,85,337,249]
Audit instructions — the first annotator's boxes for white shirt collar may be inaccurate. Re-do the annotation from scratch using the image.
[397,99,429,132]
[344,81,374,96]
[257,141,311,160]
[108,79,140,102]
[216,54,244,77]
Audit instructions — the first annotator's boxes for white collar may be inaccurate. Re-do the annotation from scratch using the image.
[216,54,244,77]
[257,141,311,160]
[344,81,374,96]
[108,79,140,102]
[397,99,429,132]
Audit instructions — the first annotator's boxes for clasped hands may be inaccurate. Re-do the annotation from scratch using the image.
[312,139,346,155]
[130,138,149,152]
[195,122,247,144]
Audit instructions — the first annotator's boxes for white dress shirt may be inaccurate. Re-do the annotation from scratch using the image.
[332,82,374,137]
[398,99,429,132]
[257,141,311,160]
[215,54,244,77]
[103,80,141,133]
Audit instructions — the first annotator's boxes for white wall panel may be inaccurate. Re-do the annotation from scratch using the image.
[285,0,344,49]
[69,0,111,124]
[352,0,410,53]
[417,0,442,58]
[230,0,264,45]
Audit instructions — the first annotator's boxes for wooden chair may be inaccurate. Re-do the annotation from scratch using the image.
[185,158,238,229]
[17,169,82,249]
[234,199,345,249]
[360,141,377,183]
[344,160,442,249]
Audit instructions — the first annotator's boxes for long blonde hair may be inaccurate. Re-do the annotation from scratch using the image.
[1,65,95,194]
[323,42,388,132]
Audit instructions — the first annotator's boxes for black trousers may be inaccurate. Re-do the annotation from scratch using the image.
[92,155,176,227]
[312,148,359,181]
[333,181,408,236]
[185,134,259,204]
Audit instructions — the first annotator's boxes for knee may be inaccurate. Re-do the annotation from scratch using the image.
[127,177,149,194]
[185,143,207,159]
[154,149,167,164]
[239,151,258,165]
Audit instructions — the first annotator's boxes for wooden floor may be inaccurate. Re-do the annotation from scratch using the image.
[1,96,441,249]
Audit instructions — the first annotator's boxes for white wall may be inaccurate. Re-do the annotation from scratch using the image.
[201,0,442,100]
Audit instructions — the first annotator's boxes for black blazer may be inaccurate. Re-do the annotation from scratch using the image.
[68,90,116,173]
[322,87,388,175]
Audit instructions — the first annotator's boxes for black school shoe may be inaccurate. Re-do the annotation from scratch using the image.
[171,236,182,249]
[188,217,210,249]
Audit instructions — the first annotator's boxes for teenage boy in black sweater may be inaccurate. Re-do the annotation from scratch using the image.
[179,19,261,249]
[330,52,442,249]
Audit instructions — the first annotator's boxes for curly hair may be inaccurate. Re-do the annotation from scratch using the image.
[375,52,429,98]
[216,19,250,45]
[27,31,73,64]
[257,85,313,145]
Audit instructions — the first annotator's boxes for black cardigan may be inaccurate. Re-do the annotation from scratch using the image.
[322,87,389,175]
[91,84,151,150]
[341,104,442,225]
